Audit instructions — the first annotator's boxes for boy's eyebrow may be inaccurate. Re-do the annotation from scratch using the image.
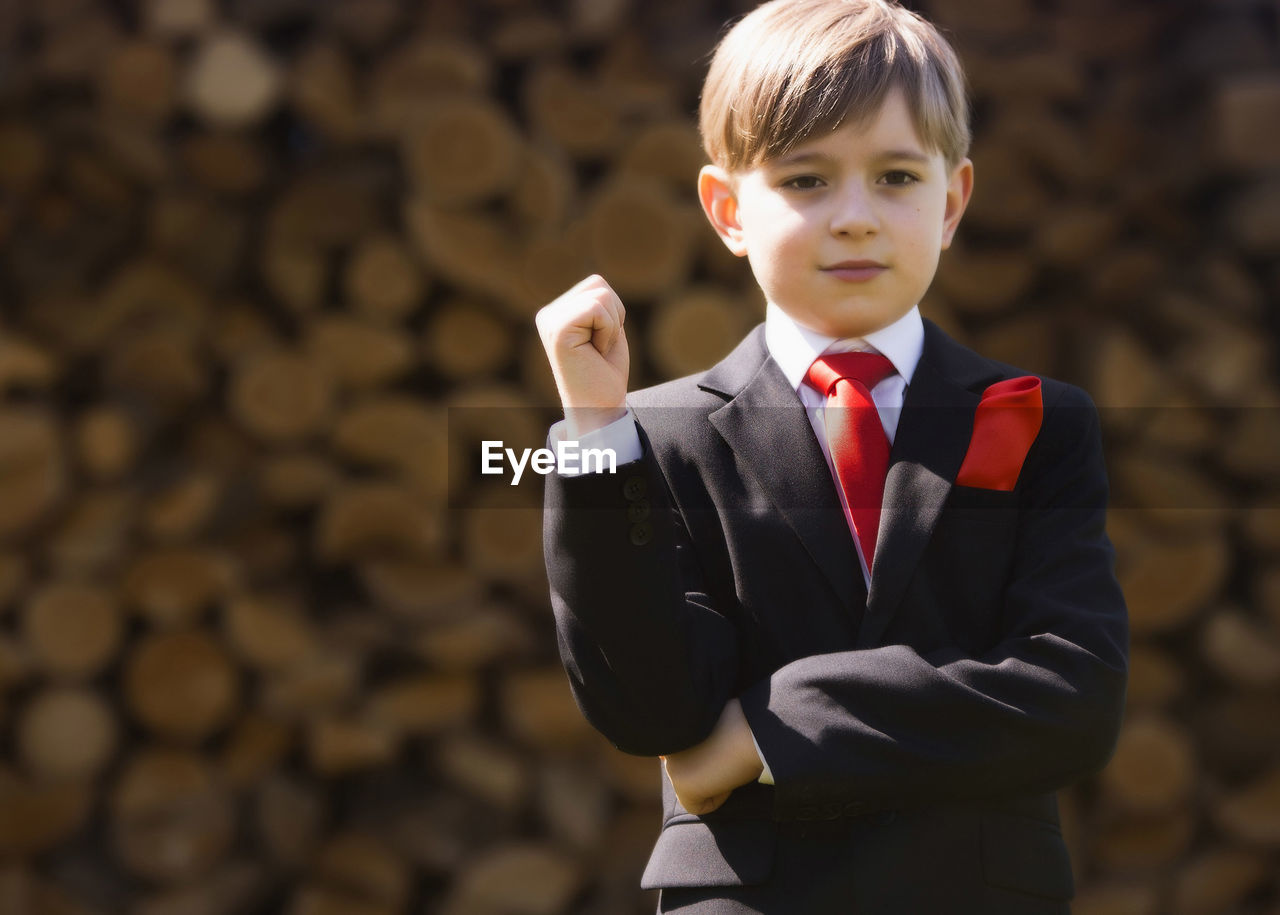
[770,149,933,167]
[878,149,934,165]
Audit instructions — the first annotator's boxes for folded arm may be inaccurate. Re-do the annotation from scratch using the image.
[544,422,742,757]
[740,386,1129,816]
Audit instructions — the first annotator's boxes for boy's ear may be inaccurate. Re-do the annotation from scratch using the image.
[940,157,974,251]
[698,165,749,257]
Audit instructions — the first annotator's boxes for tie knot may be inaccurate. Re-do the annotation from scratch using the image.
[806,352,896,396]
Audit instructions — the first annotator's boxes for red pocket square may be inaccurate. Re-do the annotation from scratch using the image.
[955,376,1043,491]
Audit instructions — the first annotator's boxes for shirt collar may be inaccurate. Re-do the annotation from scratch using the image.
[764,301,925,393]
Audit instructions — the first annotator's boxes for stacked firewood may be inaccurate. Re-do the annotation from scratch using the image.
[0,0,1276,912]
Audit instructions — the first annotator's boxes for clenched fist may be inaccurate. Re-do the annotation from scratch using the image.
[535,275,630,438]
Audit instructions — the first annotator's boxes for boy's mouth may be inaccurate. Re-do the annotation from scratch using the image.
[822,260,887,281]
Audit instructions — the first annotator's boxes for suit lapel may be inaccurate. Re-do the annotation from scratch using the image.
[695,320,1005,636]
[701,329,867,613]
[859,321,1000,647]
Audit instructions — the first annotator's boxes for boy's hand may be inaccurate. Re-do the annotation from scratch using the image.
[535,275,630,438]
[661,698,764,815]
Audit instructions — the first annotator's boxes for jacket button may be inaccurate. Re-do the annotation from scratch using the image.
[622,476,647,501]
[627,499,651,523]
[629,522,653,546]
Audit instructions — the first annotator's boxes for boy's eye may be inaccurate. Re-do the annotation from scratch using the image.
[781,175,823,190]
[881,171,919,186]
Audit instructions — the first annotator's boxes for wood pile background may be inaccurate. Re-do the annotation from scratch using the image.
[0,0,1276,912]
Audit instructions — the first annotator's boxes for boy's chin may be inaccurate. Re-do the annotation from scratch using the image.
[785,303,914,340]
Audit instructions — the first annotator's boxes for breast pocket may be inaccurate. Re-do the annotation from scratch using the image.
[924,486,1021,650]
[945,483,1020,521]
[937,484,1019,554]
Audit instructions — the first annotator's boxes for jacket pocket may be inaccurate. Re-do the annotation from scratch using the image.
[980,811,1074,900]
[640,815,776,890]
[945,484,1020,521]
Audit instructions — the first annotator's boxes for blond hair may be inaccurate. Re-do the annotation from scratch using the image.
[699,0,971,173]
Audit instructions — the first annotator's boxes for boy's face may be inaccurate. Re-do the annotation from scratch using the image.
[698,87,973,339]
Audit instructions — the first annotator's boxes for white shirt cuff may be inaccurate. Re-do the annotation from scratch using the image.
[547,408,642,474]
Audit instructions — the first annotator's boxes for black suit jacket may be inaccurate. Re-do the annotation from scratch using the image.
[543,320,1128,913]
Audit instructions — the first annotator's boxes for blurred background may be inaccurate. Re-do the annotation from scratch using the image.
[0,0,1277,912]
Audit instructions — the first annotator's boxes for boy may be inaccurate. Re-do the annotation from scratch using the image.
[536,0,1128,911]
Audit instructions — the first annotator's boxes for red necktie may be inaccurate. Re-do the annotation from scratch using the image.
[806,352,897,574]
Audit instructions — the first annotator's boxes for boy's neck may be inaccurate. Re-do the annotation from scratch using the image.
[764,302,925,392]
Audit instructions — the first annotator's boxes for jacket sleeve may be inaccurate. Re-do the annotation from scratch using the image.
[740,384,1129,817]
[543,426,741,757]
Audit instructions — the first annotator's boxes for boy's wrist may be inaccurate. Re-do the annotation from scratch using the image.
[717,698,766,786]
[660,698,765,814]
[564,405,628,439]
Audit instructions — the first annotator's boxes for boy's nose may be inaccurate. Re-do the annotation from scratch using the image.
[828,185,879,236]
